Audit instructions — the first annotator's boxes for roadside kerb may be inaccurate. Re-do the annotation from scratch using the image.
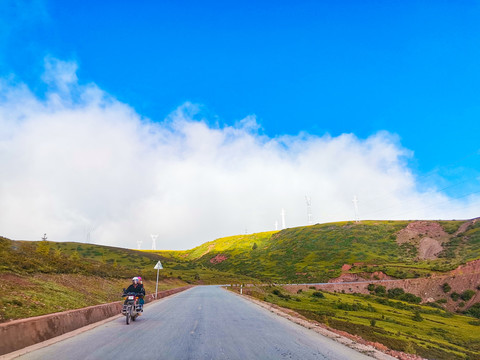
[0,286,193,356]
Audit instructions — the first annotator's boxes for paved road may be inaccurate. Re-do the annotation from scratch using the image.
[17,286,382,360]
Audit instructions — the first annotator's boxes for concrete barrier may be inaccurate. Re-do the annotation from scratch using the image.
[0,286,193,356]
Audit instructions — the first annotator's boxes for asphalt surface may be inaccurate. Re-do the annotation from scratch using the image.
[16,286,380,360]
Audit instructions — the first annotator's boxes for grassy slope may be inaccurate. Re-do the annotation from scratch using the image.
[2,219,480,359]
[0,237,250,285]
[164,220,480,283]
[2,218,480,323]
[0,273,184,322]
[0,235,254,322]
[442,220,480,263]
[238,285,480,360]
[0,236,195,322]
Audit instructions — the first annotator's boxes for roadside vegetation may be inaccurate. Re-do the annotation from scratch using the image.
[233,285,480,360]
[0,273,184,322]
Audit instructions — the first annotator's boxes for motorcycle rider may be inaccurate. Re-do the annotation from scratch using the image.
[124,277,145,312]
[137,276,146,311]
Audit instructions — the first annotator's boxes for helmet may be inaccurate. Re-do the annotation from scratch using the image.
[137,276,142,282]
[132,277,138,283]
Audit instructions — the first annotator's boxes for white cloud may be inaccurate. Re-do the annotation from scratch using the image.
[1,59,479,249]
[42,57,78,94]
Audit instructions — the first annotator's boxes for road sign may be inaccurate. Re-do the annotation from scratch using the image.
[154,261,163,270]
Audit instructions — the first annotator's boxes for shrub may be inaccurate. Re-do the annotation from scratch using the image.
[442,283,451,293]
[388,287,405,298]
[374,285,386,296]
[426,302,443,309]
[450,292,460,301]
[460,290,475,301]
[464,303,480,319]
[370,319,376,327]
[36,240,51,256]
[11,299,23,306]
[399,293,422,304]
[272,289,291,300]
[297,289,303,294]
[367,284,375,291]
[312,291,325,298]
[337,302,358,311]
[412,311,424,322]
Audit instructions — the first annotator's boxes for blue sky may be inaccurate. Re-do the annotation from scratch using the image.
[3,1,480,172]
[0,1,479,249]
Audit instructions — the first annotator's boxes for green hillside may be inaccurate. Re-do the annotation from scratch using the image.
[160,219,480,283]
[235,285,480,360]
[0,236,250,322]
[3,219,479,358]
[3,218,479,286]
[0,236,254,285]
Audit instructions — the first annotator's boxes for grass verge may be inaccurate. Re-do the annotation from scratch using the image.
[234,285,480,360]
[0,273,185,322]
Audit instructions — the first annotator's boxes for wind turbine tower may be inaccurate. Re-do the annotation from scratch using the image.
[85,226,93,244]
[305,196,313,225]
[151,234,158,251]
[352,195,360,223]
[136,239,143,250]
[281,208,286,229]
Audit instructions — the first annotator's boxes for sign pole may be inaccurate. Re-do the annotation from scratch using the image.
[155,267,159,299]
[153,260,163,299]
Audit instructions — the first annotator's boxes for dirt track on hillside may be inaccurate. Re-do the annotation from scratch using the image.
[284,259,480,312]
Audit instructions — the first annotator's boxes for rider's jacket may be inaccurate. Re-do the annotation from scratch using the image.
[125,284,145,296]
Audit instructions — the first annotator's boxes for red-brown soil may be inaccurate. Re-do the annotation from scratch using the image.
[284,259,480,311]
[0,273,33,287]
[209,254,228,264]
[394,218,479,261]
[396,221,450,260]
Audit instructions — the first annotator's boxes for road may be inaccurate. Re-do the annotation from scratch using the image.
[16,286,386,360]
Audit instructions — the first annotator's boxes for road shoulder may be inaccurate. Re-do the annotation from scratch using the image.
[224,287,422,360]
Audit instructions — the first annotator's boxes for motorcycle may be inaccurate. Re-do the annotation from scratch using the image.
[121,290,143,325]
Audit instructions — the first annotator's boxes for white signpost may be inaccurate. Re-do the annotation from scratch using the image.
[154,260,163,299]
